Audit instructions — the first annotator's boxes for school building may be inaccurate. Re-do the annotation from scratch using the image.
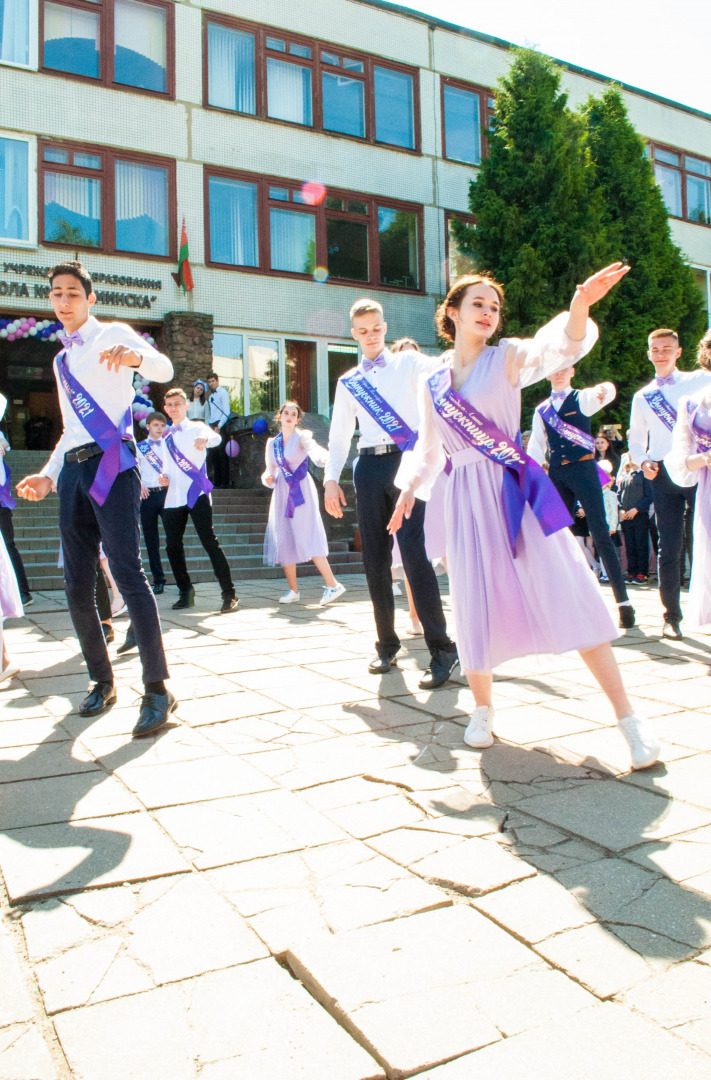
[0,0,710,446]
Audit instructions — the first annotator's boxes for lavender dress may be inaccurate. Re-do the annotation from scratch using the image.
[263,430,329,567]
[391,470,447,578]
[0,531,22,620]
[666,392,711,628]
[399,313,618,672]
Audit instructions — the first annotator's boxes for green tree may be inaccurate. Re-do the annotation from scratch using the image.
[582,86,707,423]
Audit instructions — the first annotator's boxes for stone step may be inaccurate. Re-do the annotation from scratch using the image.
[31,559,365,591]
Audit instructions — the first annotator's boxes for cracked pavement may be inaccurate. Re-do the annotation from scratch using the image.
[2,575,711,1078]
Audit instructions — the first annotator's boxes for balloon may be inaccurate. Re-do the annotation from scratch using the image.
[252,417,268,434]
[28,327,37,336]
[0,330,7,338]
[28,317,36,326]
[225,438,240,458]
[7,333,15,341]
[139,418,148,429]
[20,321,29,331]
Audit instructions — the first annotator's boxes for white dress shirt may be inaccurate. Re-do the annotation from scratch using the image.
[137,437,165,489]
[527,383,616,465]
[324,348,441,485]
[187,399,208,422]
[162,419,220,509]
[207,386,231,428]
[40,315,173,482]
[628,369,711,467]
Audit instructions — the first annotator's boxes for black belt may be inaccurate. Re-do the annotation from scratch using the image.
[358,444,401,457]
[560,453,594,466]
[64,440,136,464]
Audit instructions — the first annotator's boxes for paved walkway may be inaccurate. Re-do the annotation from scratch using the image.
[1,575,711,1079]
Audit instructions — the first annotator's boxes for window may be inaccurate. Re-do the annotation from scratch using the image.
[0,133,33,244]
[212,331,244,414]
[692,266,711,328]
[248,337,279,413]
[40,139,175,258]
[328,343,358,409]
[204,14,419,152]
[648,144,711,226]
[205,167,423,292]
[441,79,494,166]
[446,212,477,285]
[285,339,317,412]
[1,0,36,65]
[40,0,173,95]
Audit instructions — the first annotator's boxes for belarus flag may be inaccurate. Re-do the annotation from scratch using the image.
[172,218,194,293]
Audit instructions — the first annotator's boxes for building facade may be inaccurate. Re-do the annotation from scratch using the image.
[1,0,710,445]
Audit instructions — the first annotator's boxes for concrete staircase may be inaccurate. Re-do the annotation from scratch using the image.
[6,451,363,591]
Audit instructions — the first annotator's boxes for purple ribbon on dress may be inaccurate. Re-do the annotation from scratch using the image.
[429,368,572,554]
[341,371,418,452]
[688,401,711,453]
[164,432,213,509]
[137,439,164,476]
[536,400,610,486]
[0,462,16,510]
[643,388,677,433]
[54,350,135,507]
[273,432,308,518]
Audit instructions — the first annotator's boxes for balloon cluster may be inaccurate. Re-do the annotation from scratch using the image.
[131,334,158,430]
[0,317,63,341]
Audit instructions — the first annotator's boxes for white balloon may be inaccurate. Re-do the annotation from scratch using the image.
[139,418,148,429]
[29,327,38,336]
[0,329,6,338]
[49,333,57,341]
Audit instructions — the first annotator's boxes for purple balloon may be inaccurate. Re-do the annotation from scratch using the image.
[28,317,36,326]
[7,333,15,341]
[225,438,240,458]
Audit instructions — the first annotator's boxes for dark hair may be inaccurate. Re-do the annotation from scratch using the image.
[48,260,93,297]
[435,274,505,344]
[697,331,711,372]
[146,411,167,425]
[276,399,303,420]
[391,337,419,353]
[208,372,219,381]
[192,381,206,398]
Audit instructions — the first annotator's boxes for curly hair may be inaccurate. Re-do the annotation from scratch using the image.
[435,274,505,344]
[697,330,711,372]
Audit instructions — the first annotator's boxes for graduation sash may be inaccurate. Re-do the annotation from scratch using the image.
[689,402,711,453]
[164,432,213,509]
[0,462,15,510]
[137,439,164,476]
[273,433,308,518]
[643,388,677,433]
[340,370,418,452]
[537,399,609,486]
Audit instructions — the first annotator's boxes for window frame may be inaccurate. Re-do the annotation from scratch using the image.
[204,165,425,294]
[201,13,421,154]
[444,210,477,287]
[39,0,175,98]
[0,0,39,69]
[648,142,711,228]
[440,77,494,167]
[0,130,37,247]
[38,137,177,260]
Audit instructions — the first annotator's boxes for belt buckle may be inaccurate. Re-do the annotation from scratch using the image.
[373,444,388,456]
[76,446,93,463]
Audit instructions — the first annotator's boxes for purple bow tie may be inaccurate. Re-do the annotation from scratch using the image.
[58,330,84,349]
[655,375,675,387]
[551,390,568,402]
[362,355,387,373]
[149,439,161,445]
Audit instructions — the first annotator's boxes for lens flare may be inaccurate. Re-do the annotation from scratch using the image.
[313,266,329,284]
[301,181,326,206]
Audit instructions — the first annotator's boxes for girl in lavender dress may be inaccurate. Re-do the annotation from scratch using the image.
[263,401,346,607]
[0,530,22,684]
[666,330,711,628]
[389,265,660,771]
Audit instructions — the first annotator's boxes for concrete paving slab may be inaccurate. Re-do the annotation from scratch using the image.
[0,1023,59,1080]
[535,922,654,997]
[0,740,97,783]
[0,771,142,829]
[113,753,276,809]
[408,834,538,895]
[0,716,69,749]
[472,873,596,943]
[0,932,35,1026]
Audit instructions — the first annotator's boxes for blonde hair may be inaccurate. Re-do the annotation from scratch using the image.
[164,388,188,401]
[697,330,711,372]
[648,328,679,345]
[435,274,505,344]
[391,337,419,353]
[350,298,384,322]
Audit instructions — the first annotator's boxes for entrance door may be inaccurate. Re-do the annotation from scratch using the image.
[285,339,316,413]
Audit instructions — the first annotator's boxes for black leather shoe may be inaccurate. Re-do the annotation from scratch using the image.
[152,583,165,595]
[78,681,117,717]
[220,595,239,613]
[368,652,399,674]
[132,691,177,737]
[662,620,683,640]
[101,622,115,644]
[172,587,195,610]
[117,627,137,654]
[21,592,33,606]
[419,649,459,689]
[618,605,636,630]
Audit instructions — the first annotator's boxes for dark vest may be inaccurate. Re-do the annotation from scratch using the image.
[544,389,592,467]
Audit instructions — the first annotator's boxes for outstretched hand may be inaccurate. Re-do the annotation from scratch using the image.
[574,262,630,309]
[388,492,415,534]
[16,474,53,502]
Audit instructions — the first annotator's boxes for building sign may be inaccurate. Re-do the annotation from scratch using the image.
[1,262,162,310]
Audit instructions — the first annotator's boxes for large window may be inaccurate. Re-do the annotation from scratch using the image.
[40,139,175,257]
[203,14,419,151]
[40,0,173,94]
[648,144,711,226]
[0,133,33,244]
[205,168,422,292]
[692,266,711,328]
[441,78,494,166]
[1,0,36,65]
[446,212,477,286]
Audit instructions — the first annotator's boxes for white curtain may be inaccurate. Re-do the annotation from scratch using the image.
[114,0,166,67]
[207,22,255,114]
[0,136,28,241]
[0,0,29,64]
[115,159,168,254]
[44,2,97,45]
[44,171,101,244]
[267,58,311,125]
[270,208,315,274]
[209,177,258,266]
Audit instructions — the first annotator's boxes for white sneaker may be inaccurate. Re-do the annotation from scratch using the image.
[278,590,300,604]
[464,706,495,749]
[392,582,403,596]
[0,662,20,685]
[618,715,661,770]
[320,582,346,607]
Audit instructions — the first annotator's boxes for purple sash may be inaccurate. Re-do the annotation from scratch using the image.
[429,368,572,554]
[55,351,135,507]
[164,432,213,509]
[537,400,610,486]
[643,388,677,433]
[273,433,308,519]
[0,462,16,510]
[341,371,418,452]
[688,402,711,453]
[137,439,164,476]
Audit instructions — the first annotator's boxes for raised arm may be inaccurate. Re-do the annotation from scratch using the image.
[666,397,706,486]
[300,430,328,468]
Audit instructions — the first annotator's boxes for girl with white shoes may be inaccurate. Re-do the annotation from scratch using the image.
[389,265,661,772]
[262,401,346,608]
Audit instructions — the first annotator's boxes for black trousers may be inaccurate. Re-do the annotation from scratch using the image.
[163,494,234,597]
[353,452,453,657]
[0,506,29,595]
[139,487,167,585]
[95,566,111,622]
[622,514,649,578]
[208,433,230,488]
[651,463,696,624]
[549,458,629,605]
[58,456,168,685]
